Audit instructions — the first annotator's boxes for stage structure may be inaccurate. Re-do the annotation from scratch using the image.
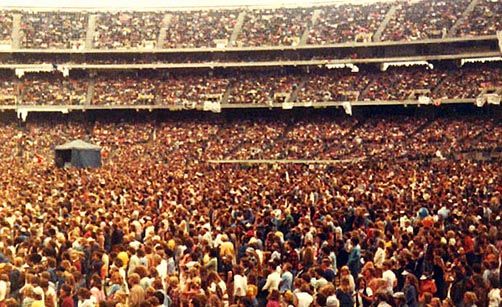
[55,140,102,168]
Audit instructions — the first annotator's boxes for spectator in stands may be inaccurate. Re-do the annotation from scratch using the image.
[21,12,87,49]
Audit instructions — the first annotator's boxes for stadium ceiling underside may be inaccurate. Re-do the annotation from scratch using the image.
[1,36,500,67]
[0,99,482,111]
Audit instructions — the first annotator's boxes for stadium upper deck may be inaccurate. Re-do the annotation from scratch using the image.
[0,0,500,111]
[0,0,499,50]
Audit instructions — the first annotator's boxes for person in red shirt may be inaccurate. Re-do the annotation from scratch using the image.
[283,241,299,273]
[60,284,74,307]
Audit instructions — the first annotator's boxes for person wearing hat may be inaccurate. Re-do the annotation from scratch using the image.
[419,274,437,302]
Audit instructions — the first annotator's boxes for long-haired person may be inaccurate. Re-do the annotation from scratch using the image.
[336,276,354,307]
[403,273,419,307]
[355,277,373,307]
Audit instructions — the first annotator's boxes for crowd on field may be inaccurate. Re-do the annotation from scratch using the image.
[0,110,499,307]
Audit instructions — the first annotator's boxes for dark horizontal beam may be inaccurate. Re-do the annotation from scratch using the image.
[3,35,497,55]
[2,98,478,112]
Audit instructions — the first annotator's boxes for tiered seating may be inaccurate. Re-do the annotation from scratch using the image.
[363,67,447,100]
[0,2,499,50]
[164,10,238,48]
[456,0,502,36]
[237,8,312,46]
[22,74,87,105]
[20,12,87,49]
[228,72,302,104]
[93,75,158,105]
[157,74,229,105]
[94,11,163,48]
[0,64,499,106]
[296,70,372,102]
[308,3,390,44]
[0,11,12,43]
[0,76,16,105]
[433,65,502,99]
[381,0,470,41]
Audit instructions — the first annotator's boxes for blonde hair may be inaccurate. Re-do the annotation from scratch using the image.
[340,276,351,292]
[246,284,258,297]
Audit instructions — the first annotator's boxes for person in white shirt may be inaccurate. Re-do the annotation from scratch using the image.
[128,248,142,276]
[326,295,340,307]
[355,276,373,307]
[487,278,500,307]
[0,274,9,302]
[310,268,328,291]
[382,261,397,294]
[77,288,97,307]
[233,266,248,299]
[374,240,386,269]
[155,254,168,280]
[262,266,282,294]
[207,271,228,306]
[294,284,314,307]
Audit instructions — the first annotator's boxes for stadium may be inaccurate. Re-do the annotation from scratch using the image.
[0,0,500,306]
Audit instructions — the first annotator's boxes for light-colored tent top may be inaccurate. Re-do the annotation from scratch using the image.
[55,140,101,151]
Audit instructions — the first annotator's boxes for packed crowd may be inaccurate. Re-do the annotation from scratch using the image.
[94,12,163,49]
[156,74,230,106]
[228,73,302,104]
[0,0,499,49]
[0,110,499,307]
[296,70,373,102]
[307,3,389,45]
[362,67,447,101]
[0,75,17,105]
[410,117,498,157]
[456,0,502,37]
[20,12,87,49]
[433,65,502,100]
[381,0,470,41]
[0,64,500,106]
[163,10,238,49]
[212,115,502,161]
[93,74,158,106]
[21,74,87,105]
[237,8,311,47]
[0,11,12,43]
